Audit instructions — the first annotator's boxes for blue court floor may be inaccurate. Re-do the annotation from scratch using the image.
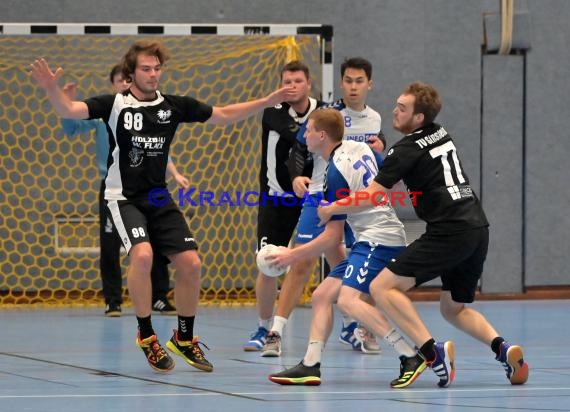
[1,300,568,412]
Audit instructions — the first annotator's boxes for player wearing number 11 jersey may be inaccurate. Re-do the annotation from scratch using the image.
[318,81,528,388]
[377,120,488,231]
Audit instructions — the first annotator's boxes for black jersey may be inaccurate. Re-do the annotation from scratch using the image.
[259,97,322,196]
[85,90,212,200]
[374,123,488,232]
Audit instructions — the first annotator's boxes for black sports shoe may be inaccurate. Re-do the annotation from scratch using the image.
[152,298,177,315]
[136,334,175,372]
[105,302,121,317]
[390,354,428,388]
[269,362,321,386]
[166,330,213,372]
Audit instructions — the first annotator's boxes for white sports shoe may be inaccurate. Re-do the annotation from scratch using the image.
[353,327,381,354]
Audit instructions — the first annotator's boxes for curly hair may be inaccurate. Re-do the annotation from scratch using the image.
[402,82,442,125]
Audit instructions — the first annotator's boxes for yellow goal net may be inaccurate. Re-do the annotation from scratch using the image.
[0,24,332,307]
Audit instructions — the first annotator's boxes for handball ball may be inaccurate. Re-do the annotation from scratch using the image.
[256,244,287,277]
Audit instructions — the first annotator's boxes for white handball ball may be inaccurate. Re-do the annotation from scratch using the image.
[256,244,287,277]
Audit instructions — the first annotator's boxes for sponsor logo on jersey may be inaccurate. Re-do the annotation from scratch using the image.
[447,184,474,200]
[184,237,195,242]
[157,109,172,124]
[349,112,368,118]
[415,127,448,148]
[128,147,145,167]
[131,136,166,150]
[345,133,377,143]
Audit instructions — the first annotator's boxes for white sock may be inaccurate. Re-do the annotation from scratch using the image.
[303,341,324,366]
[271,315,288,336]
[259,318,272,330]
[384,328,416,357]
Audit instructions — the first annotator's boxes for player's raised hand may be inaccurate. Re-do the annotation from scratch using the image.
[265,85,296,107]
[30,58,64,90]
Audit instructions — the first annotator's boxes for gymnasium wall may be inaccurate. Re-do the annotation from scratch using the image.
[1,0,568,291]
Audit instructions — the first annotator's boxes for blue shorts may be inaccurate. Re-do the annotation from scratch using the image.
[295,194,356,246]
[294,196,324,244]
[329,242,406,294]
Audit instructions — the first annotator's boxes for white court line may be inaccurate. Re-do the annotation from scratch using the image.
[1,386,569,399]
[0,393,216,399]
[240,386,570,395]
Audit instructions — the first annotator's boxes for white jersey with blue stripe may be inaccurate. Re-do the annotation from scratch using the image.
[308,100,382,194]
[326,140,406,247]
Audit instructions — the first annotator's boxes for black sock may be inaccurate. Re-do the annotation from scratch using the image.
[491,336,505,357]
[177,315,195,341]
[137,316,154,340]
[419,338,436,362]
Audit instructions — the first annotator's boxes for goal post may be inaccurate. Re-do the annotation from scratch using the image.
[0,23,333,307]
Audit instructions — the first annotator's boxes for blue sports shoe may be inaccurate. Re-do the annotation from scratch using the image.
[496,341,529,385]
[339,321,360,349]
[243,326,268,351]
[428,341,455,388]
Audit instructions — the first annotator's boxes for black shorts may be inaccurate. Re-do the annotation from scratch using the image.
[257,200,301,250]
[106,195,198,256]
[387,226,489,303]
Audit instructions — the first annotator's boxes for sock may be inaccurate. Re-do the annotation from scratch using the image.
[303,341,324,366]
[177,315,195,341]
[137,316,154,340]
[419,338,436,362]
[271,315,288,336]
[491,336,505,357]
[383,328,417,357]
[342,315,355,328]
[259,318,272,330]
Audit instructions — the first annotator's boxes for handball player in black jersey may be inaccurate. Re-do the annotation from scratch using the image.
[318,82,528,388]
[30,40,296,373]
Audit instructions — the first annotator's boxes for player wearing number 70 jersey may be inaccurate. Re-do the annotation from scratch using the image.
[318,81,529,388]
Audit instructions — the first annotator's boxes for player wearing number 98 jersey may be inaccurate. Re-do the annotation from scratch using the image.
[29,40,298,373]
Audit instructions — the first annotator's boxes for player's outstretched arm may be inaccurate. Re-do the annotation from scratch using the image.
[206,85,296,126]
[60,83,99,136]
[30,58,89,119]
